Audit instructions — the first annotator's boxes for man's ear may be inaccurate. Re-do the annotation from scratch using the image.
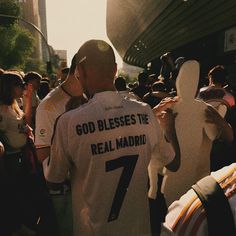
[78,64,87,79]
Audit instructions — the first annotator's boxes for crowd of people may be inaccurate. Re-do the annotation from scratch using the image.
[0,39,236,236]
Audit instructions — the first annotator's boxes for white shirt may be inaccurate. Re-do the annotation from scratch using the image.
[0,105,27,151]
[161,163,236,236]
[35,85,71,148]
[45,91,174,236]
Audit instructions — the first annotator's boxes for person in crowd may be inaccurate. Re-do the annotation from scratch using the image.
[44,39,178,236]
[198,65,236,172]
[143,80,171,108]
[131,71,150,99]
[114,75,127,91]
[35,54,85,236]
[54,67,70,87]
[23,71,42,129]
[158,52,177,92]
[38,79,51,100]
[114,75,139,100]
[161,162,236,236]
[0,71,48,236]
[198,65,235,108]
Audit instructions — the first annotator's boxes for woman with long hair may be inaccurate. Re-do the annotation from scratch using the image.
[0,71,50,236]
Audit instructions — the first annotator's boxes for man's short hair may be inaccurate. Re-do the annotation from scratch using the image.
[208,65,227,85]
[24,71,42,84]
[76,39,116,68]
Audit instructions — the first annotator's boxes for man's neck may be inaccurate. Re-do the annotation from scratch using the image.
[61,75,82,97]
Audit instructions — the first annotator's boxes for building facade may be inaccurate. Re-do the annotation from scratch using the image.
[107,0,236,86]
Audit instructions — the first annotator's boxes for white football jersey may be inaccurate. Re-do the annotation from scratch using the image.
[45,91,174,236]
[35,85,71,148]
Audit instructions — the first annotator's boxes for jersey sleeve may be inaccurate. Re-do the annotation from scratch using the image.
[35,103,54,148]
[44,114,72,183]
[161,188,208,236]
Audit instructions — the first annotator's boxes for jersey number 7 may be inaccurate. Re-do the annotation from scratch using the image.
[106,154,138,222]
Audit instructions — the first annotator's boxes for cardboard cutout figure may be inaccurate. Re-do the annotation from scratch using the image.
[162,60,223,206]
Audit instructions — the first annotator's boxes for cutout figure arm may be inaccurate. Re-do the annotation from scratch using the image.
[153,98,180,171]
[158,109,180,172]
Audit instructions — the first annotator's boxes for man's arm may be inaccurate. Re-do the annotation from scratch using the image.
[36,146,50,162]
[35,103,54,162]
[44,114,71,184]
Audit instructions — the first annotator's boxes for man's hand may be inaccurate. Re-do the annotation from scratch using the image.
[153,96,179,116]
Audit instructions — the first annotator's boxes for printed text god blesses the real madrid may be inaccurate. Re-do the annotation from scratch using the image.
[76,113,149,155]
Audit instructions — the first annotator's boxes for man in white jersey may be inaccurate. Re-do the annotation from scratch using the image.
[45,39,178,236]
[161,163,236,236]
[35,54,85,235]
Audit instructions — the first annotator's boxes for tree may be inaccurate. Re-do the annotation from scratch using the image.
[24,58,46,74]
[0,0,20,25]
[0,25,35,69]
[0,0,35,69]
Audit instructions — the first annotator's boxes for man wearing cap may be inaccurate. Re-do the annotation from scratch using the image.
[44,39,178,236]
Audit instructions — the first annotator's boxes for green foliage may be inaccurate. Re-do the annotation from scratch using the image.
[24,58,46,74]
[51,54,60,70]
[0,0,37,70]
[0,24,35,69]
[0,0,21,25]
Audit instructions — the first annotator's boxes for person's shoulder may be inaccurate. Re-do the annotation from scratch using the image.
[58,101,88,121]
[43,86,63,100]
[38,86,64,108]
[125,96,153,110]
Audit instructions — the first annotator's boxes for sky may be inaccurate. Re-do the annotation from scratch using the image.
[45,0,123,68]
